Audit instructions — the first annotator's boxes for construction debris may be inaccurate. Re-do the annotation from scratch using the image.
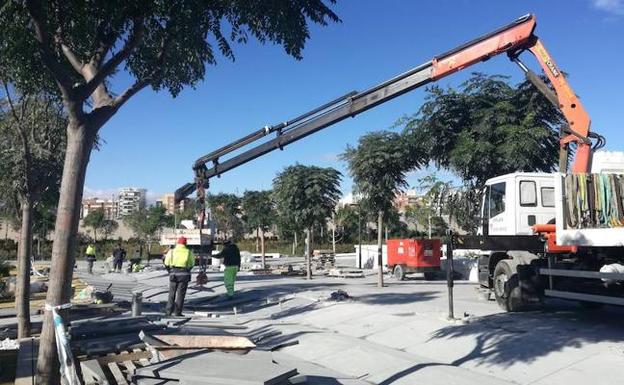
[0,338,19,350]
[327,268,365,278]
[329,290,352,302]
[151,334,256,350]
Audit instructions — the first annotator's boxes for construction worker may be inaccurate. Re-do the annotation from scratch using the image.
[214,240,241,298]
[163,236,195,316]
[112,243,127,273]
[85,243,96,274]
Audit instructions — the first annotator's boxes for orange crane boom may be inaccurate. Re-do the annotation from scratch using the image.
[176,14,600,202]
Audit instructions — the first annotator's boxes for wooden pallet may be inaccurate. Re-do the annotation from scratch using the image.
[80,348,152,385]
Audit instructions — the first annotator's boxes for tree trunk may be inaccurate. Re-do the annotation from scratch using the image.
[292,232,297,256]
[16,198,33,338]
[260,227,266,269]
[331,212,336,254]
[377,210,384,288]
[255,228,259,253]
[306,228,312,280]
[37,122,95,385]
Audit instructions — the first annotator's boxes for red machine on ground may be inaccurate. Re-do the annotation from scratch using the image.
[387,239,441,281]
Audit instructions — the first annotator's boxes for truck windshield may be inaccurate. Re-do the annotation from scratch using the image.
[489,182,506,217]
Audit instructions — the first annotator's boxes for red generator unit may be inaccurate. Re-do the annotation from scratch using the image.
[387,238,441,281]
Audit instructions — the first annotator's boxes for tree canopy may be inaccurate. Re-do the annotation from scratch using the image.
[241,190,275,233]
[272,164,342,231]
[83,209,106,242]
[208,193,243,240]
[401,73,563,188]
[0,0,340,103]
[341,131,413,218]
[124,205,169,244]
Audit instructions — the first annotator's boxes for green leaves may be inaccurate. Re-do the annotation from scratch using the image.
[0,0,340,100]
[124,205,169,241]
[0,86,66,225]
[241,190,275,232]
[341,131,410,216]
[272,164,342,231]
[402,72,562,188]
[208,193,243,239]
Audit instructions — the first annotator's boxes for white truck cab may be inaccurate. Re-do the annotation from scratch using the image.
[479,172,556,236]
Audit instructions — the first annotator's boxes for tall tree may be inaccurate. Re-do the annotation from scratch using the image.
[83,208,105,242]
[341,131,415,287]
[0,2,339,379]
[273,165,341,279]
[124,206,168,256]
[241,190,275,269]
[100,219,119,242]
[400,73,563,232]
[0,84,66,338]
[208,193,243,240]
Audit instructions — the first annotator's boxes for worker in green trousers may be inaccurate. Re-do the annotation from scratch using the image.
[215,240,241,297]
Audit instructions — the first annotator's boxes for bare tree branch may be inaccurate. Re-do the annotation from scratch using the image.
[79,17,145,100]
[24,0,73,99]
[112,77,151,109]
[59,43,84,74]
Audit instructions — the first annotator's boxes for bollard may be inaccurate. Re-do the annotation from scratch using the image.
[132,291,143,317]
[446,230,455,320]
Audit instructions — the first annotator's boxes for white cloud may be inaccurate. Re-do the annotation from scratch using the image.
[83,186,119,199]
[592,0,624,15]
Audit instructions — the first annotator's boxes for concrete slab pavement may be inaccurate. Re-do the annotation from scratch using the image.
[80,266,624,385]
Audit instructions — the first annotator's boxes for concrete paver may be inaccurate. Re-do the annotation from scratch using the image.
[77,264,624,385]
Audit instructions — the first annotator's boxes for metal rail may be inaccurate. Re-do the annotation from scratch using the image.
[540,268,624,280]
[545,290,624,306]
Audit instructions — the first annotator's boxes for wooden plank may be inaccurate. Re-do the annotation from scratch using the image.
[81,359,110,385]
[96,350,151,365]
[132,348,151,367]
[152,334,256,349]
[107,362,128,385]
[123,361,136,382]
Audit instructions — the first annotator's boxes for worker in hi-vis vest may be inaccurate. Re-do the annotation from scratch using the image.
[214,239,241,298]
[163,236,195,316]
[85,243,96,274]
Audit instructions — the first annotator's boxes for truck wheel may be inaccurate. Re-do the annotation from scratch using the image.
[423,271,436,281]
[493,260,524,312]
[394,265,405,281]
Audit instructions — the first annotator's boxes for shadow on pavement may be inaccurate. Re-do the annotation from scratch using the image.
[355,291,439,305]
[379,303,624,384]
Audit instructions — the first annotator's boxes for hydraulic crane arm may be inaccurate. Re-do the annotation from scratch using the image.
[176,13,597,203]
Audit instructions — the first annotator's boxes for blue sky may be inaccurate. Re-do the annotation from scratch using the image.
[84,0,624,202]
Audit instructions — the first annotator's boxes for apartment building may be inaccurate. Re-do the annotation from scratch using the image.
[117,187,146,218]
[80,197,118,220]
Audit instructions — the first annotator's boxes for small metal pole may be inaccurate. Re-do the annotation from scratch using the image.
[446,230,455,320]
[358,205,362,269]
[547,254,555,290]
[132,291,143,317]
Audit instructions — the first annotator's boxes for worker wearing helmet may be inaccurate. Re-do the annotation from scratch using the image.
[163,236,195,316]
[214,239,241,298]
